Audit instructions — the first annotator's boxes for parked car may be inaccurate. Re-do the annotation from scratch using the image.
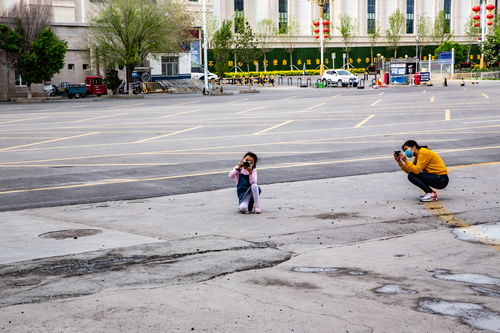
[191,67,218,81]
[54,82,87,98]
[321,69,359,87]
[85,76,107,96]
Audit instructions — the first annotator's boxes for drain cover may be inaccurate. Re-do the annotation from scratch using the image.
[39,229,102,240]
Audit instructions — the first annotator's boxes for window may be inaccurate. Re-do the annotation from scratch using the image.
[15,72,26,86]
[367,0,376,34]
[323,2,330,21]
[279,0,288,33]
[406,0,414,34]
[68,64,74,70]
[83,64,89,71]
[161,56,179,76]
[444,0,451,33]
[234,0,244,33]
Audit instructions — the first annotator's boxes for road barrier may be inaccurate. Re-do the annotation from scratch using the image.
[287,77,293,86]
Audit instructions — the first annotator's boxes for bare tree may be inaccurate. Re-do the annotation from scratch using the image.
[416,15,431,60]
[386,9,406,58]
[337,14,357,67]
[432,10,453,45]
[256,18,277,72]
[279,18,299,70]
[368,20,381,65]
[464,16,481,62]
[5,0,52,47]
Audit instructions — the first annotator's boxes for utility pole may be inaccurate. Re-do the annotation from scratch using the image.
[202,0,209,94]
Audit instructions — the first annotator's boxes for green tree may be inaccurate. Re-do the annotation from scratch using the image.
[17,28,67,98]
[386,9,406,58]
[256,18,277,72]
[368,20,381,65]
[434,41,468,64]
[89,0,192,94]
[234,19,259,75]
[464,16,481,62]
[279,18,299,70]
[482,34,500,67]
[416,16,431,59]
[211,20,233,91]
[337,14,357,66]
[432,10,452,45]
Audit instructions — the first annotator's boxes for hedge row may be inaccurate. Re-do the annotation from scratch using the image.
[224,68,367,77]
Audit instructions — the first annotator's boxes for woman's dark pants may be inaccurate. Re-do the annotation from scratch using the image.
[408,172,449,194]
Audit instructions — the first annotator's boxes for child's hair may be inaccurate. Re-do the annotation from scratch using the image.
[402,140,429,150]
[243,151,258,168]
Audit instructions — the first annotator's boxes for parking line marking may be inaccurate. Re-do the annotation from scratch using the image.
[482,93,490,99]
[106,103,146,109]
[237,106,265,115]
[134,126,204,143]
[378,92,385,96]
[463,119,500,124]
[0,116,49,125]
[331,93,342,98]
[307,103,327,110]
[71,113,128,123]
[0,132,99,151]
[171,101,200,107]
[354,114,375,128]
[159,110,201,119]
[430,96,435,103]
[280,96,297,101]
[370,99,382,106]
[423,90,427,94]
[232,98,250,103]
[445,109,451,121]
[254,120,294,135]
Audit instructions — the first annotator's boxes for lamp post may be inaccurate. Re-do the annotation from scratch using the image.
[202,0,209,95]
[473,1,496,69]
[309,0,330,75]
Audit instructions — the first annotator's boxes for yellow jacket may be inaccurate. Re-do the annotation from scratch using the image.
[400,148,448,175]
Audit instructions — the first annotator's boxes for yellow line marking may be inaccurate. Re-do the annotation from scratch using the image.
[430,96,435,103]
[232,98,250,103]
[354,114,375,128]
[307,103,326,110]
[70,113,128,123]
[280,96,297,101]
[0,132,98,151]
[106,102,146,109]
[134,126,204,143]
[0,163,178,167]
[378,92,385,96]
[0,116,49,125]
[331,93,342,98]
[159,110,201,119]
[237,106,265,115]
[170,101,200,107]
[253,120,294,135]
[370,99,382,106]
[445,109,451,121]
[481,93,490,99]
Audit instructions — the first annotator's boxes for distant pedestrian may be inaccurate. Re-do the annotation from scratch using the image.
[228,152,262,213]
[394,140,449,202]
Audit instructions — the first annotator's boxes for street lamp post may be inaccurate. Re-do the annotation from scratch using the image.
[202,0,209,95]
[310,0,330,75]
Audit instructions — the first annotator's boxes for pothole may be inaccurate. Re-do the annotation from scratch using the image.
[452,223,500,245]
[374,284,417,295]
[39,229,102,240]
[471,286,500,298]
[433,273,500,286]
[418,298,500,332]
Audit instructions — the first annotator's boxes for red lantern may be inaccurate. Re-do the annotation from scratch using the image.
[315,35,320,39]
[487,21,494,26]
[473,14,481,20]
[474,22,480,27]
[313,21,320,27]
[486,3,495,11]
[314,28,320,33]
[323,28,329,33]
[487,13,495,19]
[324,35,329,38]
[322,20,330,26]
[472,5,481,12]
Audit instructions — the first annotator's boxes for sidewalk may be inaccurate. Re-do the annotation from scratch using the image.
[0,164,499,332]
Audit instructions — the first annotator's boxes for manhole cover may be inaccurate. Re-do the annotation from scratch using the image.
[39,229,102,240]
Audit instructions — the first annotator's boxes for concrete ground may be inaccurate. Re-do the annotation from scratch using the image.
[0,82,499,332]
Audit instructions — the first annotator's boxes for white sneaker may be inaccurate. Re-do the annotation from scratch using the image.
[420,192,438,202]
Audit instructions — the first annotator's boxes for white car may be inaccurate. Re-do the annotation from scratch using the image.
[321,69,359,87]
[191,67,218,81]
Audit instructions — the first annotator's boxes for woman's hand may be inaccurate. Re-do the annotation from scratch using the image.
[394,153,404,164]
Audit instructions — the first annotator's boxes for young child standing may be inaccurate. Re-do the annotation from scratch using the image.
[228,152,261,214]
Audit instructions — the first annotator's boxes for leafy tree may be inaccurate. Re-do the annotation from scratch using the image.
[234,19,259,74]
[17,28,67,98]
[368,20,380,65]
[337,14,357,66]
[89,0,192,94]
[386,9,405,58]
[464,16,481,62]
[432,10,452,45]
[434,41,468,64]
[211,20,233,91]
[279,18,299,70]
[256,18,277,72]
[482,34,500,67]
[416,16,431,59]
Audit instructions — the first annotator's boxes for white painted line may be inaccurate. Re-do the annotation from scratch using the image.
[445,109,451,121]
[378,92,385,96]
[171,101,200,106]
[0,132,99,151]
[135,126,204,143]
[254,120,294,135]
[423,90,427,94]
[232,98,250,103]
[354,114,376,128]
[331,93,342,98]
[71,113,128,123]
[482,93,490,99]
[430,96,435,103]
[159,110,200,119]
[237,106,265,115]
[280,96,297,101]
[307,102,327,110]
[370,99,382,106]
[463,119,500,124]
[0,116,49,125]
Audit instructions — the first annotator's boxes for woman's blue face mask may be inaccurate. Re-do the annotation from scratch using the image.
[405,148,413,158]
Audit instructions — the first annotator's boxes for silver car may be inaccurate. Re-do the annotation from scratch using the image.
[321,69,359,87]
